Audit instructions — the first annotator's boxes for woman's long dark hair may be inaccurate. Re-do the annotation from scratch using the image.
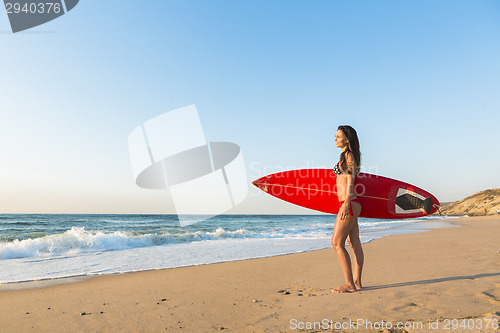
[338,125,361,174]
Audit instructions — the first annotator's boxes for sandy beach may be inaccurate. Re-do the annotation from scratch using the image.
[0,215,498,332]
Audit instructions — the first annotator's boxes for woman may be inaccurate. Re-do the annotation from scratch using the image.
[332,125,364,293]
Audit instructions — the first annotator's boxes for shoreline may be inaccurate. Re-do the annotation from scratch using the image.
[0,216,460,287]
[0,215,498,332]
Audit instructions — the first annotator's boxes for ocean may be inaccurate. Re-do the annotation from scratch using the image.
[0,214,459,283]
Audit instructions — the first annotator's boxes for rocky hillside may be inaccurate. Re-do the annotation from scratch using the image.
[438,189,500,216]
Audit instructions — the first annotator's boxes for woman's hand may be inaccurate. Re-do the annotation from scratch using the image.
[338,202,350,220]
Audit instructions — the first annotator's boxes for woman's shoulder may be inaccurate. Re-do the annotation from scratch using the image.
[345,151,356,163]
[344,151,359,174]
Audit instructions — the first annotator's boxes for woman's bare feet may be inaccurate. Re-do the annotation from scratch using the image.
[331,283,357,293]
[354,281,363,291]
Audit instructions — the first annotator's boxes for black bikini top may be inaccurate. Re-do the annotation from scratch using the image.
[334,161,359,176]
[333,162,342,176]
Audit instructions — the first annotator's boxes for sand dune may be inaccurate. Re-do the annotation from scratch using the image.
[438,189,500,216]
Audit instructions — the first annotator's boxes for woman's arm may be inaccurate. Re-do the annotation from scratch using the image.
[344,152,357,203]
[339,153,357,220]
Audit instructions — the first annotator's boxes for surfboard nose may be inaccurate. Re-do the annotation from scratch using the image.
[252,178,269,192]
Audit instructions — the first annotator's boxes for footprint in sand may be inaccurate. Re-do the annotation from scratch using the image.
[392,302,422,312]
[481,291,500,305]
[278,287,322,297]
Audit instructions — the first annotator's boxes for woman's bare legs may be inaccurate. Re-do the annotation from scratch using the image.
[331,201,362,293]
[347,219,364,290]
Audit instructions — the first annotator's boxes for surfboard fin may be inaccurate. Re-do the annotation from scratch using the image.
[423,197,433,214]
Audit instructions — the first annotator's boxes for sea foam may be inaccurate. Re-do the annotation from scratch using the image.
[0,224,334,260]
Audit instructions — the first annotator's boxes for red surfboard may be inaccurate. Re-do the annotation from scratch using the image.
[252,169,440,219]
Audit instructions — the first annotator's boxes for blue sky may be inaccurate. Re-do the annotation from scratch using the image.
[0,0,499,214]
